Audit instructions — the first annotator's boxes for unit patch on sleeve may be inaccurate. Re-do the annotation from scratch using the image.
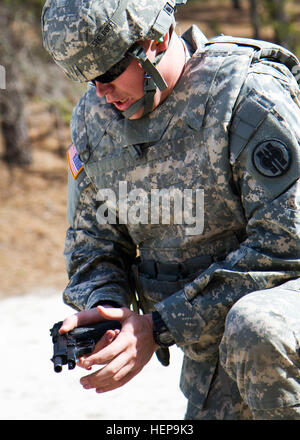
[67,144,84,179]
[252,139,291,177]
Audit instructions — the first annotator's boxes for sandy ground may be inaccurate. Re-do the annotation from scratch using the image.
[0,289,187,420]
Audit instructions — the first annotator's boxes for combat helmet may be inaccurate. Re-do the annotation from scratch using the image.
[42,0,187,118]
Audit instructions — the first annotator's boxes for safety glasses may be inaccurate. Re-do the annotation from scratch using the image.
[91,53,132,84]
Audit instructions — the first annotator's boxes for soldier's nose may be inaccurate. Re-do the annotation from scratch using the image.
[95,81,114,98]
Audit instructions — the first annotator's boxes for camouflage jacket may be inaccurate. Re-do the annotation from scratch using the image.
[63,26,300,406]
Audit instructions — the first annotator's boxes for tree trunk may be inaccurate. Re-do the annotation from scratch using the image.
[249,0,260,40]
[0,80,31,166]
[232,0,241,9]
[264,0,292,49]
[0,5,31,166]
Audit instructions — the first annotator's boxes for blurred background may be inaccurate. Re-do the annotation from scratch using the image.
[1,0,300,299]
[0,0,300,420]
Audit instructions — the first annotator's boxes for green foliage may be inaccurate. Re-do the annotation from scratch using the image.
[187,0,300,56]
[261,0,300,54]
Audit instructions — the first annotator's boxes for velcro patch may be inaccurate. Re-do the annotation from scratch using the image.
[67,144,83,179]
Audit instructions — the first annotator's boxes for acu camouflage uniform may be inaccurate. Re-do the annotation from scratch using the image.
[57,21,300,418]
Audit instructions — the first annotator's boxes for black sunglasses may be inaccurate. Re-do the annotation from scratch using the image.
[91,53,132,84]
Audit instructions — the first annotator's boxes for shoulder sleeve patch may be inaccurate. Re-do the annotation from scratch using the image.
[67,144,83,179]
[67,166,90,228]
[252,139,291,177]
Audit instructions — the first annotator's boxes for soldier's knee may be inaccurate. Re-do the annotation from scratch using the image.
[221,291,271,359]
[221,289,300,365]
[219,289,300,412]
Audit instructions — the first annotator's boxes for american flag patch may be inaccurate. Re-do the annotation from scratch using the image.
[67,144,83,179]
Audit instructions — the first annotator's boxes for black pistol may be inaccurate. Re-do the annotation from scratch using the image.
[50,320,121,373]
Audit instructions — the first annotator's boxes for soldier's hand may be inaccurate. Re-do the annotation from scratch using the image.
[79,305,157,393]
[58,306,121,365]
[59,307,108,333]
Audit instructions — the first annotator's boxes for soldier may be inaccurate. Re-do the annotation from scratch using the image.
[42,0,300,419]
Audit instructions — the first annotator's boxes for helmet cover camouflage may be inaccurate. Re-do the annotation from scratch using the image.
[42,0,187,82]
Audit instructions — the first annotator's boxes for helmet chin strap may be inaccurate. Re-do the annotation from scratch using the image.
[121,41,169,119]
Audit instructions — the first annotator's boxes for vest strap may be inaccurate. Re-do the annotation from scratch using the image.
[137,253,226,282]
